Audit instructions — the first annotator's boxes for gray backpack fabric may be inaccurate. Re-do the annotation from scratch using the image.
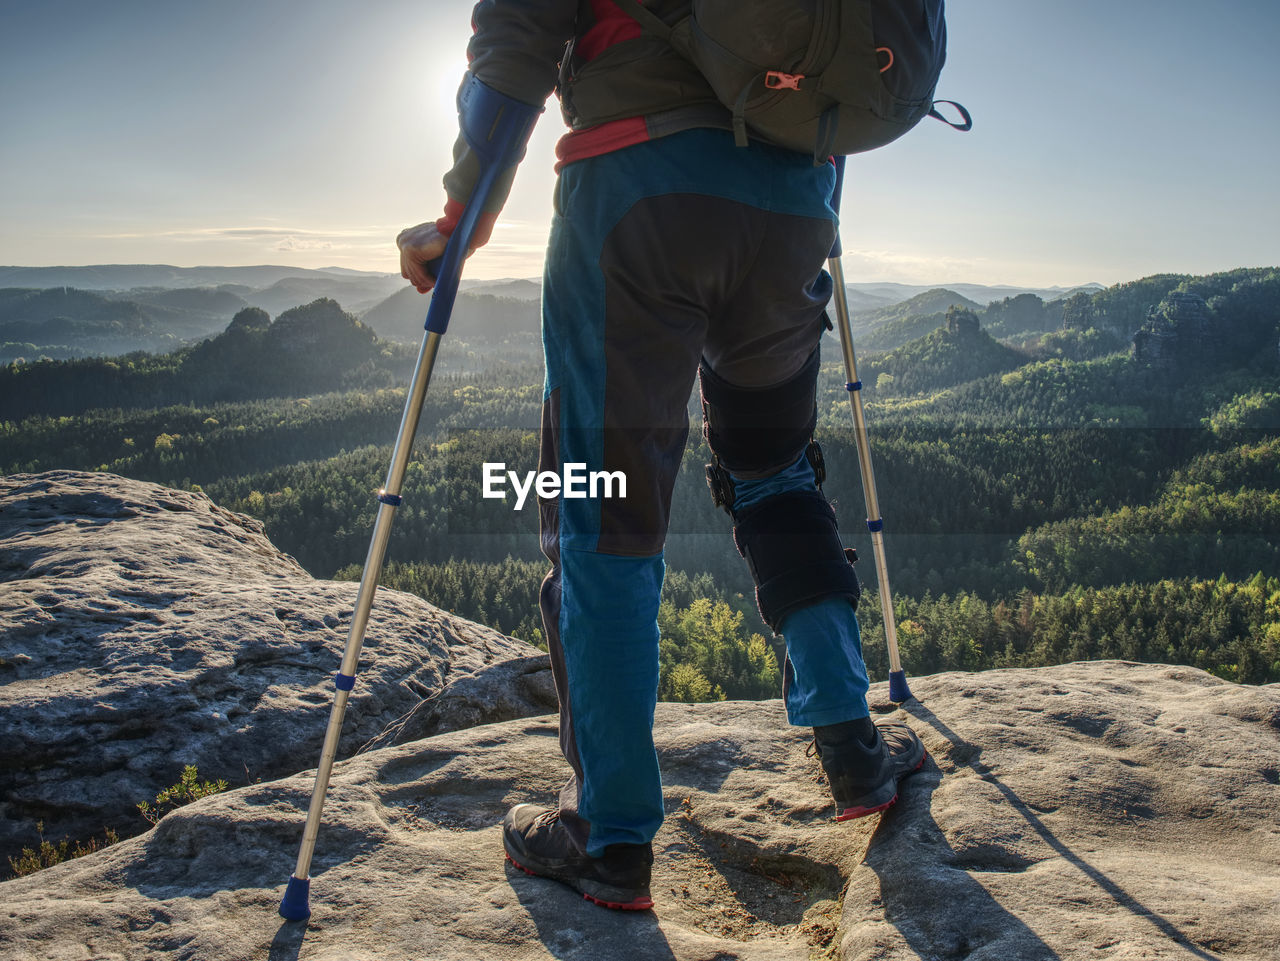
[615,0,968,162]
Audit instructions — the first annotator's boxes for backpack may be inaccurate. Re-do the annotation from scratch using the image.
[614,0,970,163]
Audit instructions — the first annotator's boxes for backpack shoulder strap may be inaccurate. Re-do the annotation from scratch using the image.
[612,0,675,41]
[612,0,766,147]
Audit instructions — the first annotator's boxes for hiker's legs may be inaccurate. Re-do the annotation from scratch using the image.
[536,130,840,855]
[699,204,918,817]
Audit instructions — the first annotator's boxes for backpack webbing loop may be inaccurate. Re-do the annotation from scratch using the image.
[927,99,972,131]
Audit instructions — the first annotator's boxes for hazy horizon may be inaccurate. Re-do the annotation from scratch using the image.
[3,1,1278,287]
[0,261,1119,298]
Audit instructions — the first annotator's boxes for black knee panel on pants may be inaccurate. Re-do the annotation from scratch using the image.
[699,349,819,475]
[732,490,860,632]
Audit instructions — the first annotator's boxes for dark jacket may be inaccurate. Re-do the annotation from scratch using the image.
[438,0,733,240]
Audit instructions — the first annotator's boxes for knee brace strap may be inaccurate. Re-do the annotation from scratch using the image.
[699,349,819,475]
[732,490,860,632]
[706,439,827,513]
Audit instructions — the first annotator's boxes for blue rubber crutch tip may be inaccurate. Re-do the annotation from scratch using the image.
[888,670,913,704]
[279,875,312,921]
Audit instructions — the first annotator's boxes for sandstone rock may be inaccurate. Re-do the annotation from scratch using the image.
[2,661,1276,960]
[0,471,553,864]
[358,652,557,754]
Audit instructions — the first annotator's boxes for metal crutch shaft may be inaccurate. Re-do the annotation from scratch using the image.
[827,156,911,704]
[286,329,443,885]
[279,75,541,922]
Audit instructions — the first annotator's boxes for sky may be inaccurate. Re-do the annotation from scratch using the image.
[1,0,1278,288]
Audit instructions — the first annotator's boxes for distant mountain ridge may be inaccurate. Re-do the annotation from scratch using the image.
[0,267,1111,365]
[1,268,408,361]
[362,286,540,345]
[1,287,187,360]
[239,274,405,316]
[852,287,983,328]
[0,264,399,291]
[849,280,1103,308]
[0,298,392,419]
[1,266,1096,309]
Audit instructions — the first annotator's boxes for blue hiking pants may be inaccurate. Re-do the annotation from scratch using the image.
[537,128,871,856]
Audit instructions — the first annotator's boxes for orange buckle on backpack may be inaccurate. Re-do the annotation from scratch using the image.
[764,71,804,91]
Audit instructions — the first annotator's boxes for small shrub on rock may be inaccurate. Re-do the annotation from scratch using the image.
[7,822,120,878]
[137,765,229,825]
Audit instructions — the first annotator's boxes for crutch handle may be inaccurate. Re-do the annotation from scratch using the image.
[828,155,846,258]
[425,75,541,336]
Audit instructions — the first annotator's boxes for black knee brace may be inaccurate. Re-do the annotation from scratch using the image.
[700,350,857,630]
[700,350,820,510]
[699,350,819,474]
[732,490,860,632]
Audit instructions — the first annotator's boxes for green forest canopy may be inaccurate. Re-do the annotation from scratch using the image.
[3,268,1278,691]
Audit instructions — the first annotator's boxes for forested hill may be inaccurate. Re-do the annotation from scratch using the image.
[859,307,1026,394]
[850,287,981,334]
[0,299,407,420]
[0,287,190,360]
[363,287,541,344]
[0,268,406,363]
[3,266,1278,691]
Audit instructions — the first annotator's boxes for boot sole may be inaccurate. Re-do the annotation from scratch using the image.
[834,750,927,821]
[505,853,654,911]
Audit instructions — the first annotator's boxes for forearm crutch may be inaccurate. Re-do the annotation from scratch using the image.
[827,154,911,704]
[279,75,540,922]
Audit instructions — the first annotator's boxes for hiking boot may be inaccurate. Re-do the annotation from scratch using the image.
[812,718,926,820]
[502,804,654,911]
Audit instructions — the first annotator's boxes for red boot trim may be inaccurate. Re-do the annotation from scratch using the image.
[506,854,654,911]
[835,793,898,821]
[833,750,928,821]
[583,891,655,911]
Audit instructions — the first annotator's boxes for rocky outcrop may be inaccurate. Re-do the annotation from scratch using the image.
[1133,291,1213,369]
[945,304,981,336]
[2,661,1277,961]
[0,471,555,863]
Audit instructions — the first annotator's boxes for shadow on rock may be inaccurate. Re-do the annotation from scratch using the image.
[268,921,305,961]
[855,743,1060,959]
[889,699,1222,961]
[505,861,679,961]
